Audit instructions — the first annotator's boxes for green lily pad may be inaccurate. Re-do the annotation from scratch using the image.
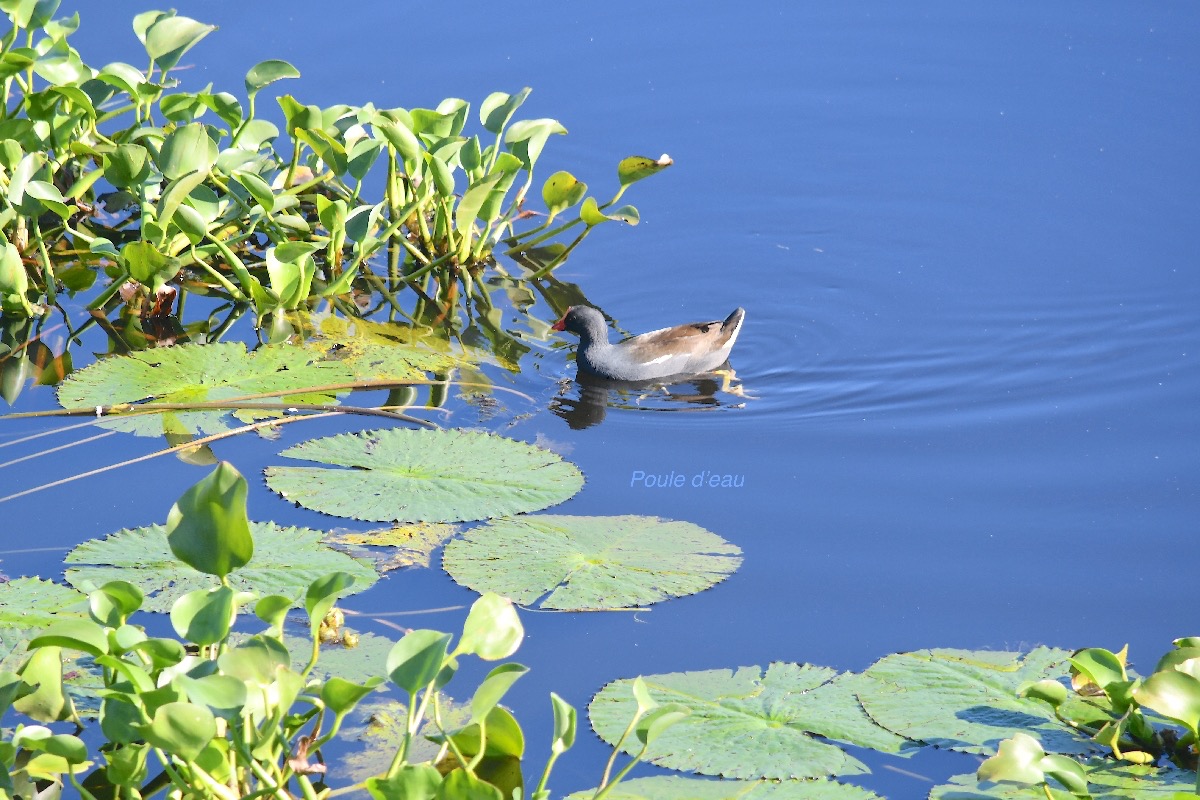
[265,429,583,523]
[566,776,884,800]
[56,342,355,437]
[0,577,89,628]
[64,522,378,612]
[442,515,740,610]
[930,761,1199,799]
[856,648,1098,756]
[589,663,909,780]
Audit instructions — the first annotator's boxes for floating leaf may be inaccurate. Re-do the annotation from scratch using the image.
[856,647,1097,756]
[56,342,355,437]
[590,664,907,780]
[64,522,377,613]
[442,515,739,610]
[931,761,1198,799]
[265,429,583,523]
[565,776,884,800]
[0,577,88,629]
[327,523,458,570]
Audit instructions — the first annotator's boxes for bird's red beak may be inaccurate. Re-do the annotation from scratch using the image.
[551,308,571,331]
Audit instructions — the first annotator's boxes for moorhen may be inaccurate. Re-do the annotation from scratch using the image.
[552,305,745,381]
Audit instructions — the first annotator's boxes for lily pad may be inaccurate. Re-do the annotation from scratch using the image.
[326,523,458,570]
[566,776,884,800]
[265,429,583,523]
[0,577,89,628]
[589,663,908,780]
[856,648,1098,756]
[56,342,355,437]
[442,515,741,610]
[64,522,378,612]
[930,761,1199,799]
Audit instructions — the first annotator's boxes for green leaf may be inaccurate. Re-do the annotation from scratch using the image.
[155,123,217,180]
[245,59,300,98]
[170,586,238,646]
[87,581,141,627]
[321,675,384,715]
[1134,670,1200,733]
[456,172,504,231]
[480,88,532,135]
[1069,647,1127,689]
[590,664,908,780]
[504,118,566,171]
[549,692,576,755]
[470,663,528,723]
[579,196,639,227]
[636,704,690,746]
[232,169,275,211]
[122,240,180,292]
[856,647,1097,755]
[103,143,151,188]
[977,732,1049,786]
[28,619,109,657]
[166,461,253,579]
[305,571,357,639]
[457,593,523,661]
[12,727,88,765]
[542,171,587,220]
[0,578,88,629]
[144,14,216,74]
[366,764,443,800]
[443,515,741,610]
[15,646,74,722]
[617,154,673,186]
[57,341,355,438]
[138,701,215,761]
[66,521,376,613]
[265,428,584,523]
[0,241,33,317]
[375,117,423,166]
[156,168,209,233]
[387,630,452,695]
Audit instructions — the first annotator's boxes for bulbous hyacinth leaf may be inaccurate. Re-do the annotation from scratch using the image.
[590,664,908,780]
[618,154,673,186]
[156,123,218,181]
[976,732,1048,786]
[470,663,528,724]
[457,593,523,661]
[1134,670,1200,732]
[56,341,356,438]
[144,14,216,73]
[139,701,215,762]
[28,619,110,658]
[387,629,452,695]
[166,461,253,578]
[931,761,1199,799]
[442,515,741,611]
[565,776,884,800]
[65,522,376,613]
[245,59,300,98]
[542,170,587,218]
[265,429,583,523]
[170,586,238,646]
[15,646,74,723]
[89,580,143,627]
[305,571,356,638]
[550,692,577,754]
[322,676,385,716]
[103,143,151,188]
[504,118,566,171]
[480,88,532,135]
[856,647,1097,756]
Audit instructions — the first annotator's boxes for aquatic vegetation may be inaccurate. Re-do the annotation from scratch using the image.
[0,6,671,325]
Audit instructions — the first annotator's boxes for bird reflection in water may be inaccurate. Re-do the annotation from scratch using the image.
[550,369,747,429]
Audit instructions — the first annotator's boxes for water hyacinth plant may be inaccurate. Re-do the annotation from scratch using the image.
[0,5,672,321]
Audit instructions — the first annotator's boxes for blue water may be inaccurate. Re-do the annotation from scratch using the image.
[3,2,1199,797]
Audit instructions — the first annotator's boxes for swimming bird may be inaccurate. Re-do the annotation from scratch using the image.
[551,305,745,381]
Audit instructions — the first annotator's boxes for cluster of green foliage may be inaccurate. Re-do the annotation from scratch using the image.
[0,4,670,322]
[0,462,687,800]
[978,641,1200,798]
